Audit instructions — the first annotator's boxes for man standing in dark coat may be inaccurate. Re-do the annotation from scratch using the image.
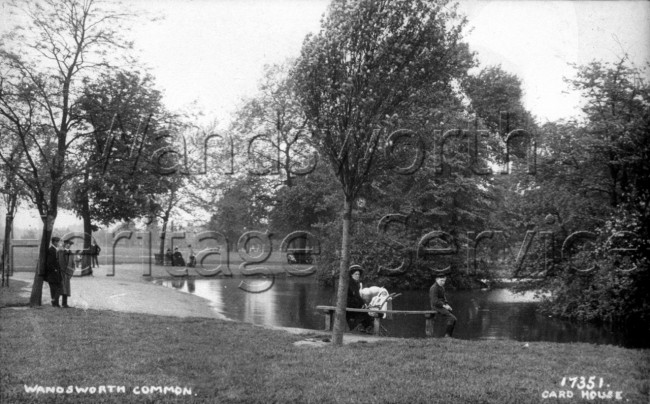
[90,240,101,269]
[429,274,457,337]
[41,236,62,307]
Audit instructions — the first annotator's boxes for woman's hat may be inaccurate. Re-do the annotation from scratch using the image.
[349,265,363,276]
[434,270,450,279]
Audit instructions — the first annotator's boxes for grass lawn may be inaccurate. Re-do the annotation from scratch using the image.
[1,282,649,403]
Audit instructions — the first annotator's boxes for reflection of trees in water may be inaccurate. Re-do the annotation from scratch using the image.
[466,298,480,322]
[158,279,641,347]
[241,286,278,326]
[383,290,638,345]
[491,305,539,340]
[540,319,624,346]
[284,280,327,330]
[471,303,624,345]
[294,283,308,323]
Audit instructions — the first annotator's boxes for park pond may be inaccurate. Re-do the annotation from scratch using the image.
[157,277,649,349]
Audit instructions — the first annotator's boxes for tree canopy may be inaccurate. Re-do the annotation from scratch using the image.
[0,0,142,304]
[294,0,475,345]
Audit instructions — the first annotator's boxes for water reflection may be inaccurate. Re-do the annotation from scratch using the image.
[159,277,648,348]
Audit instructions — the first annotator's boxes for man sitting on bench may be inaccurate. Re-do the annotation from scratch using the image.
[429,274,456,337]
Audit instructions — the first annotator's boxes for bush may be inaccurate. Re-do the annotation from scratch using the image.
[526,207,650,328]
[315,217,490,291]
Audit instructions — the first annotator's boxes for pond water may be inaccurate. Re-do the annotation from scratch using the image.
[158,277,648,348]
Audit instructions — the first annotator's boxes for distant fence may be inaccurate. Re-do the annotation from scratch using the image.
[2,232,291,273]
[4,239,39,274]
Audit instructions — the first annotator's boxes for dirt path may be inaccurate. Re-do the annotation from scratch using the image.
[11,267,226,319]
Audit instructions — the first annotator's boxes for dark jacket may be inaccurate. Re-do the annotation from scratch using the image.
[172,251,185,267]
[429,282,448,310]
[347,279,364,308]
[44,245,61,284]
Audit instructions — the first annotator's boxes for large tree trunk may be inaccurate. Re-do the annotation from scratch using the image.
[159,217,169,257]
[158,191,176,256]
[30,172,61,305]
[82,201,93,270]
[81,172,93,270]
[332,197,353,346]
[2,195,18,286]
[30,213,56,306]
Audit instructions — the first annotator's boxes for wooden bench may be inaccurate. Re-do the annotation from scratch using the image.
[315,305,439,337]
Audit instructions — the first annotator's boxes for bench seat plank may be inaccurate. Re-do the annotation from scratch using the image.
[315,305,439,337]
[316,305,438,315]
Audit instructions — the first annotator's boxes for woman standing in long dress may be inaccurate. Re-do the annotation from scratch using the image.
[346,266,372,332]
[58,240,75,308]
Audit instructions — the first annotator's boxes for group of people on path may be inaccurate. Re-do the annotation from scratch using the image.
[41,236,73,308]
[39,236,102,308]
[346,266,457,337]
[165,245,196,267]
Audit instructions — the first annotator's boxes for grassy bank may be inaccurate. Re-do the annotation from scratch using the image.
[1,315,648,402]
[1,280,649,404]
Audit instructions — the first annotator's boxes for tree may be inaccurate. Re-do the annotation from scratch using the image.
[569,59,650,210]
[152,180,186,257]
[499,58,650,327]
[73,69,175,267]
[233,63,316,188]
[189,63,320,246]
[268,162,341,237]
[463,65,534,133]
[294,0,474,345]
[0,0,138,305]
[206,175,274,249]
[0,142,26,286]
[541,59,650,324]
[462,65,546,277]
[314,72,504,291]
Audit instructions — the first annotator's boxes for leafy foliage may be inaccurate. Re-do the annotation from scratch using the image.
[0,0,142,304]
[75,70,176,227]
[503,59,650,327]
[293,0,475,345]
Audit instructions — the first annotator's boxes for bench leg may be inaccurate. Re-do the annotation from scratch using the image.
[373,316,381,335]
[325,310,334,331]
[425,314,435,338]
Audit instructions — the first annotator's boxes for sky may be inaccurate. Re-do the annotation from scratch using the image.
[2,0,649,232]
[126,0,650,126]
